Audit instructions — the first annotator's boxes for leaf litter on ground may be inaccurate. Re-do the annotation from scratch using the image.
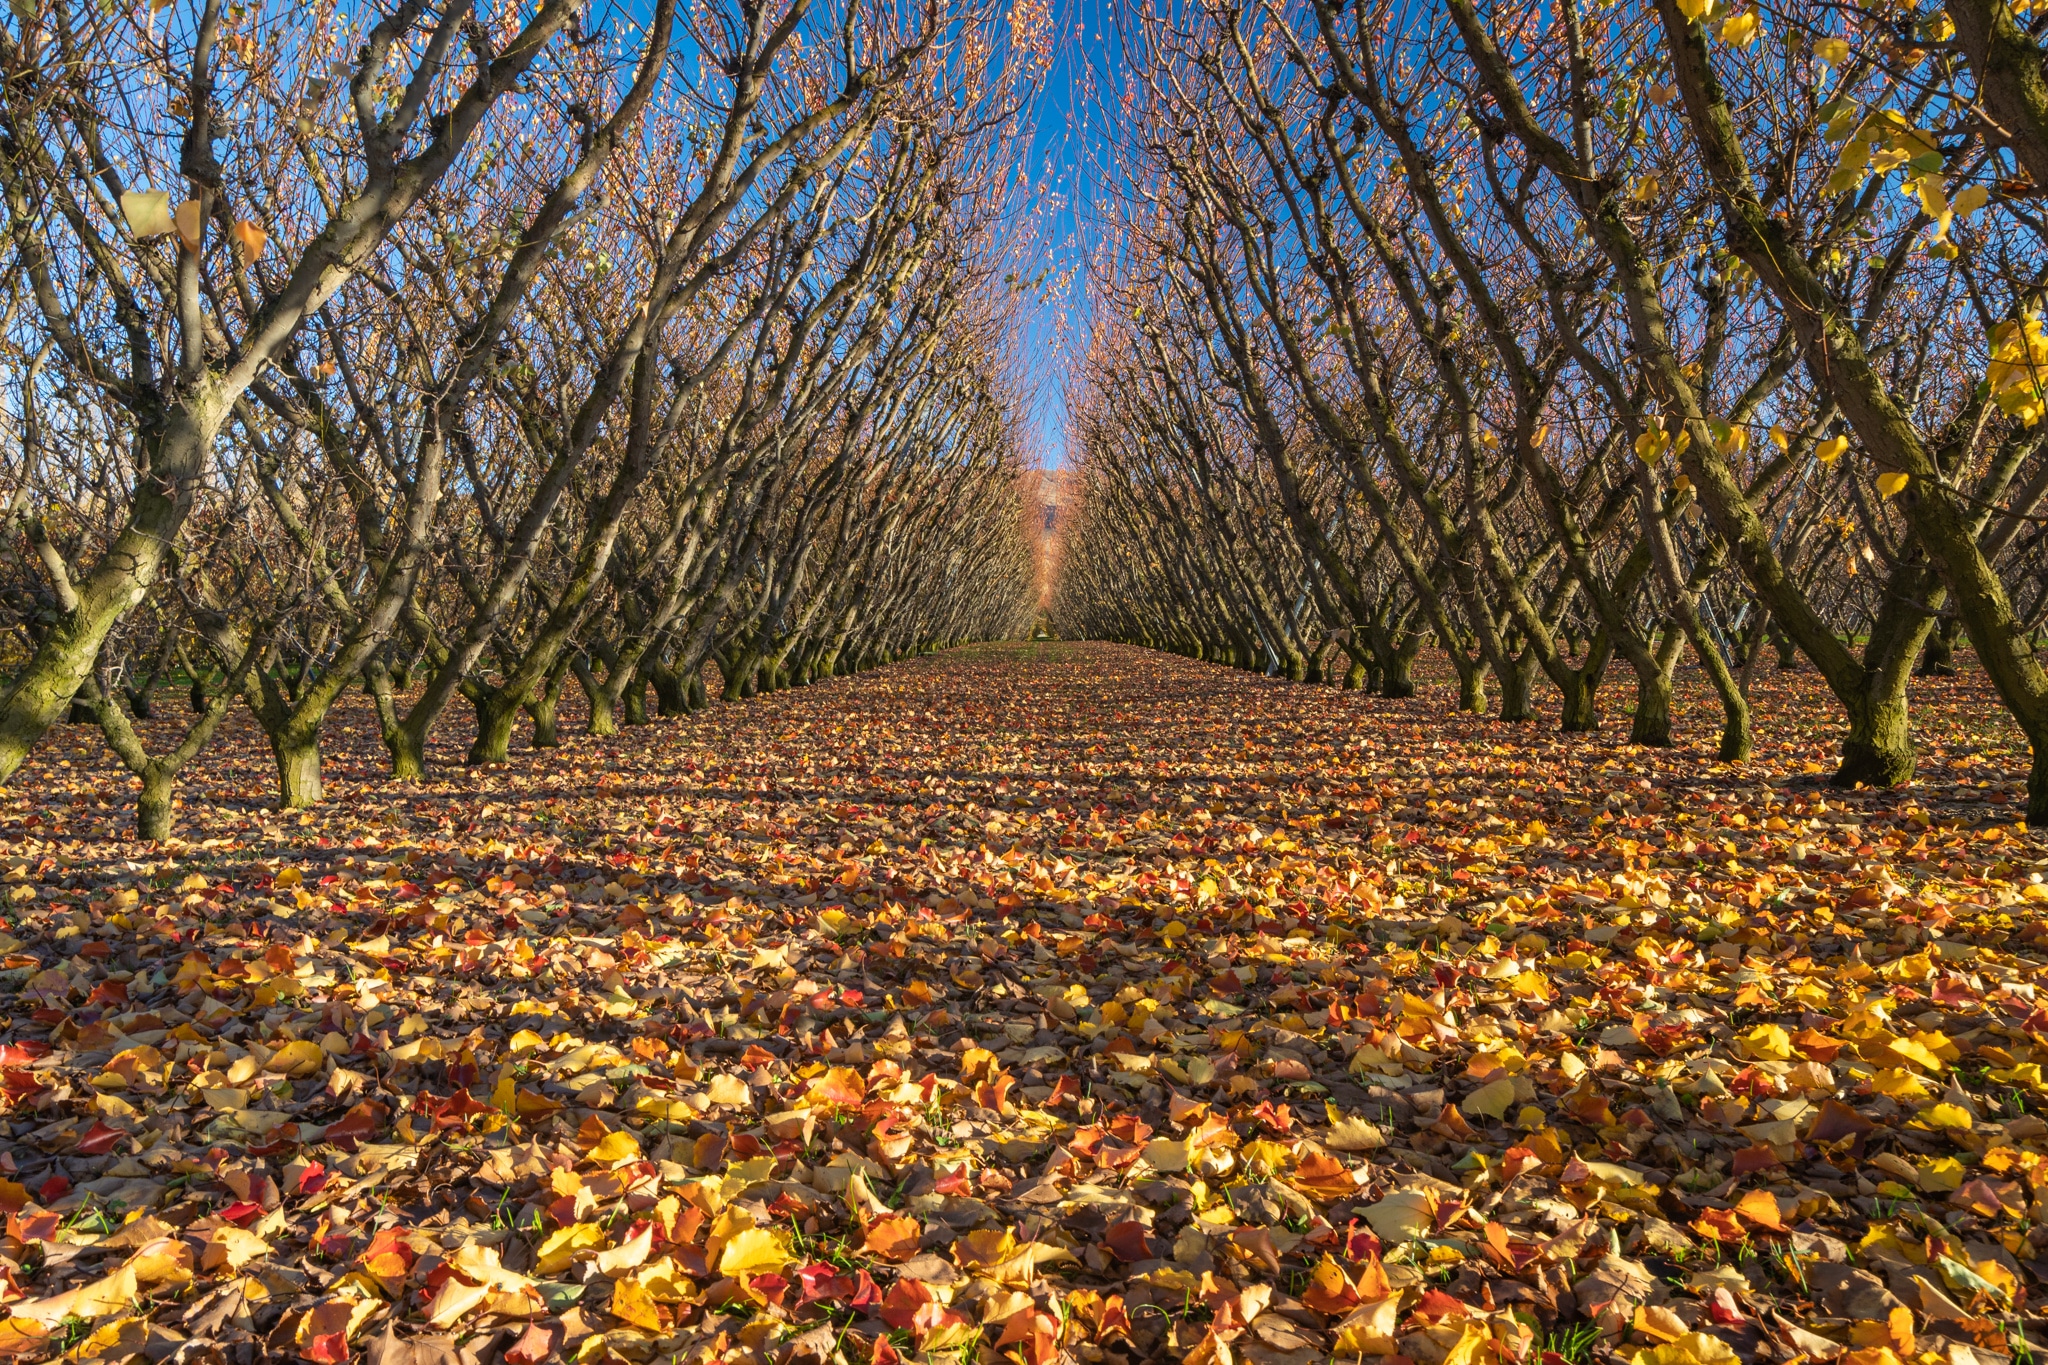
[0,642,2045,1365]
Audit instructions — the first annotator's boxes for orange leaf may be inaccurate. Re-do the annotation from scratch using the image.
[862,1214,924,1262]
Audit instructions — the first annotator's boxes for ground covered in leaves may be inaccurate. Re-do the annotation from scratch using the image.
[2,642,2047,1365]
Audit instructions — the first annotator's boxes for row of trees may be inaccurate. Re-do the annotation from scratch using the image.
[1051,0,2048,814]
[0,0,1042,838]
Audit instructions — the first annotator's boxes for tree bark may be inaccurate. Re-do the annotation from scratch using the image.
[137,771,176,842]
[273,736,323,809]
[1497,656,1535,723]
[1630,672,1673,748]
[1839,693,1916,787]
[572,656,618,737]
[1458,661,1488,714]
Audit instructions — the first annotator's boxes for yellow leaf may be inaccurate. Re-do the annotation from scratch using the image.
[1631,1332,1742,1365]
[0,1318,46,1356]
[589,1130,641,1165]
[1241,1139,1294,1172]
[1737,1024,1791,1061]
[596,1224,654,1276]
[1332,1296,1403,1354]
[202,1227,271,1274]
[1142,1137,1190,1171]
[1872,1068,1932,1101]
[1439,1321,1495,1365]
[1461,1077,1517,1121]
[1635,1304,1692,1342]
[67,1316,151,1362]
[718,1227,794,1277]
[1361,1188,1435,1242]
[1816,435,1849,463]
[707,1073,752,1108]
[1719,11,1759,46]
[536,1222,609,1275]
[1813,36,1849,63]
[6,1264,140,1326]
[448,1242,533,1293]
[636,1094,693,1122]
[121,190,174,239]
[1324,1107,1387,1151]
[609,1275,664,1331]
[721,1154,777,1199]
[121,1238,194,1290]
[271,1039,326,1078]
[1876,471,1909,498]
[425,1276,491,1329]
[1916,1102,1973,1130]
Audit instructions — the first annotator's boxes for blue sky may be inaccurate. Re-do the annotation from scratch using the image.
[1015,0,1120,470]
[600,0,1109,470]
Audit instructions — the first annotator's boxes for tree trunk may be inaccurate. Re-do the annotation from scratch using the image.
[2032,743,2048,825]
[524,657,573,748]
[572,656,618,737]
[1497,657,1534,723]
[1838,694,1915,787]
[1717,692,1753,762]
[273,736,323,809]
[1559,672,1598,734]
[526,692,560,748]
[1630,673,1673,747]
[1382,636,1421,699]
[138,769,175,842]
[622,676,649,725]
[1917,619,1960,677]
[0,426,206,782]
[468,685,523,764]
[650,662,689,716]
[1458,661,1487,714]
[385,723,427,781]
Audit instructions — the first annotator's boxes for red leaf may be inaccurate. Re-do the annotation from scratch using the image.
[301,1332,350,1364]
[73,1122,123,1156]
[324,1099,389,1149]
[219,1201,263,1227]
[504,1323,564,1365]
[1103,1220,1155,1262]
